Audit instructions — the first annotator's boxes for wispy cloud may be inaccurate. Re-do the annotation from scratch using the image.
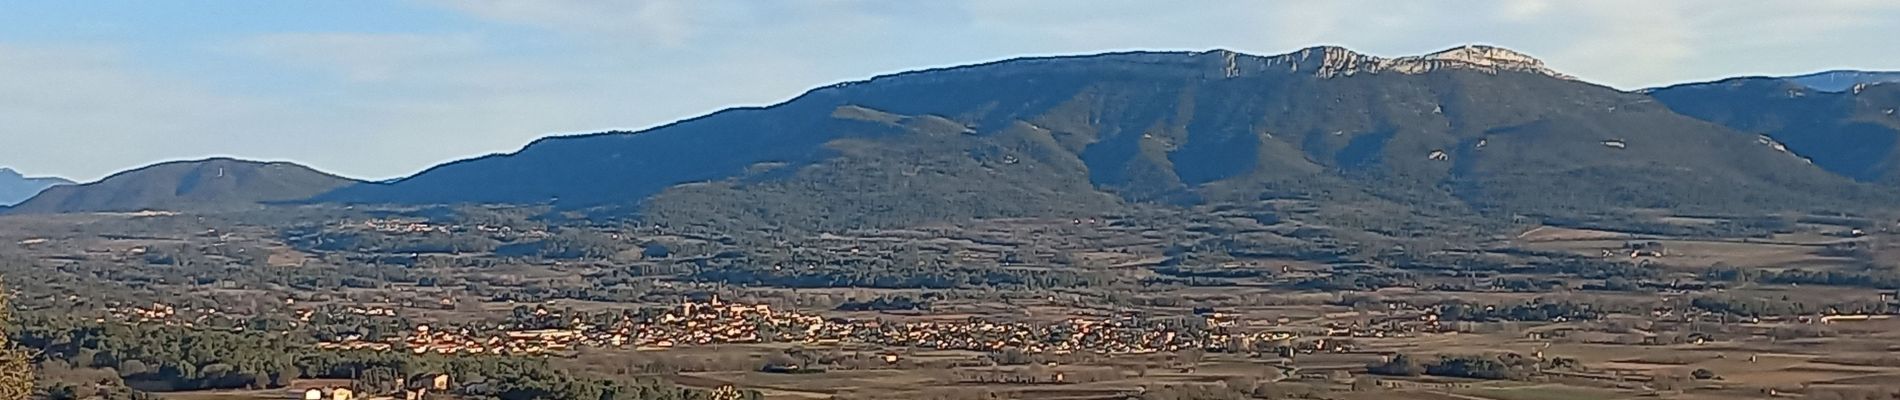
[0,43,290,180]
[425,0,719,47]
[239,33,489,83]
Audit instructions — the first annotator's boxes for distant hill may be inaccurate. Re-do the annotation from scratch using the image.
[6,158,359,214]
[1782,70,1900,92]
[0,168,73,207]
[320,45,1885,229]
[1649,78,1900,183]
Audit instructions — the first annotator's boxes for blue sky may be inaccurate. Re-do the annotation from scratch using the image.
[4,0,1900,182]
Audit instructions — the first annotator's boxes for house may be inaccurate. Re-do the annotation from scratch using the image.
[1624,241,1665,257]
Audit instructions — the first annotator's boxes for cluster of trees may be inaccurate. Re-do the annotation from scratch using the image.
[13,316,299,391]
[1421,277,1568,293]
[7,315,750,400]
[2,279,33,400]
[1689,296,1894,317]
[833,295,932,312]
[1393,251,1663,282]
[449,360,744,400]
[1433,300,1603,322]
[1367,353,1558,380]
[1538,214,1795,239]
[314,229,635,262]
[1291,271,1417,291]
[289,230,502,255]
[494,231,625,260]
[1203,236,1356,265]
[291,352,747,400]
[1133,374,1376,400]
[1705,267,1900,290]
[1795,386,1900,400]
[1421,354,1543,380]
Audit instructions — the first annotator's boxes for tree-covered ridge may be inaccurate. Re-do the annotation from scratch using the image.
[4,158,359,215]
[1651,78,1900,183]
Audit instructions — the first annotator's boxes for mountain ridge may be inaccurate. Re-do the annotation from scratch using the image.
[348,44,1583,197]
[0,168,75,207]
[825,45,1572,93]
[1644,70,1900,94]
[20,45,1894,233]
[318,44,1887,232]
[6,158,360,214]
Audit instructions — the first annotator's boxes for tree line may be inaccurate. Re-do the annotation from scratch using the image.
[8,314,753,400]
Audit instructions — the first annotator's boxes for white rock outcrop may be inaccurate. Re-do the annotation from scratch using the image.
[1259,45,1574,80]
[838,45,1577,90]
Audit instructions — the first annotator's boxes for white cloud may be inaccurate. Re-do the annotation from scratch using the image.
[1498,0,1553,22]
[239,33,488,83]
[1535,0,1699,85]
[427,0,719,47]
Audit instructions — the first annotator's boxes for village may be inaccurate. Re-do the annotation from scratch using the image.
[349,218,554,240]
[103,290,1900,363]
[306,297,1361,358]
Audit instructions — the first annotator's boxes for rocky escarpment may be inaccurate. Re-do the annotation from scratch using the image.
[824,45,1574,90]
[1255,44,1574,80]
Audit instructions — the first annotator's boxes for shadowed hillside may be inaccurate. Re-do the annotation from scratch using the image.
[1650,78,1900,183]
[1784,70,1900,92]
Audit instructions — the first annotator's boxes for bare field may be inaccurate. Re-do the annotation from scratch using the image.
[1516,238,1853,268]
[1514,227,1632,242]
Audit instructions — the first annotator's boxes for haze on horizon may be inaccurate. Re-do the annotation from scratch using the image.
[4,0,1899,182]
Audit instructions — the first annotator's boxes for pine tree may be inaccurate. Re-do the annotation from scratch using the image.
[1,279,32,400]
